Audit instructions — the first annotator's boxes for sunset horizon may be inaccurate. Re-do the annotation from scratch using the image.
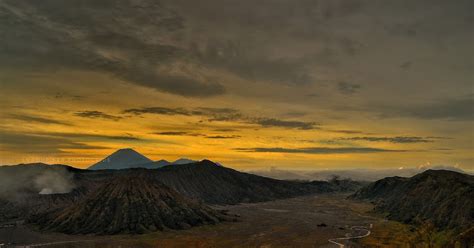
[0,1,472,247]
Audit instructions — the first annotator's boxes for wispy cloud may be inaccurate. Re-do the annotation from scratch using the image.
[74,111,122,121]
[340,136,433,143]
[213,128,238,132]
[31,132,143,141]
[8,114,71,126]
[123,107,190,116]
[153,131,203,137]
[124,106,319,130]
[252,118,318,130]
[206,135,241,139]
[327,129,370,135]
[235,147,407,154]
[0,132,110,153]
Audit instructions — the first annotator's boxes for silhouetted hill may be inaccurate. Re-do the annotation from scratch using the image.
[88,148,153,170]
[172,158,197,165]
[353,169,474,231]
[29,172,229,234]
[128,158,199,170]
[150,160,356,204]
[88,149,202,170]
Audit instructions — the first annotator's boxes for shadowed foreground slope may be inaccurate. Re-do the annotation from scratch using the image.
[29,172,230,234]
[352,170,474,231]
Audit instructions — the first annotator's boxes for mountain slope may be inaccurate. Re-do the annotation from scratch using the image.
[30,172,229,234]
[88,148,152,170]
[1,161,362,236]
[352,170,474,230]
[151,160,350,204]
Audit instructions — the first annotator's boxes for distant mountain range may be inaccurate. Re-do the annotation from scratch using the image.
[352,169,474,231]
[3,150,471,237]
[249,166,468,182]
[88,148,198,170]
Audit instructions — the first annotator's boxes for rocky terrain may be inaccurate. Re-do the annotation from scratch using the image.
[0,159,362,235]
[353,169,474,231]
[149,160,361,204]
[29,172,229,234]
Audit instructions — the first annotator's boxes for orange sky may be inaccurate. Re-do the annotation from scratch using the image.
[0,0,472,171]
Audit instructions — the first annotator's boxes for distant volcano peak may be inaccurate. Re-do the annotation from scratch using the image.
[88,148,152,170]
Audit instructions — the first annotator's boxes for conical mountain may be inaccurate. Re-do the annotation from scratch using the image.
[30,172,228,234]
[88,148,152,170]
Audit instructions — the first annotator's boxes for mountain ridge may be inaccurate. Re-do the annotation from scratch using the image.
[88,149,199,170]
[352,169,474,231]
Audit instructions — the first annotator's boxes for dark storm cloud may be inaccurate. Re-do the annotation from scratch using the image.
[74,111,122,121]
[340,136,433,143]
[235,147,406,154]
[337,82,361,95]
[8,114,71,126]
[2,0,471,98]
[379,95,474,121]
[403,95,474,121]
[0,132,109,153]
[192,40,313,85]
[0,0,225,97]
[123,106,318,129]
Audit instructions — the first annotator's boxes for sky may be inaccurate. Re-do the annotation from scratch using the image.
[0,0,473,170]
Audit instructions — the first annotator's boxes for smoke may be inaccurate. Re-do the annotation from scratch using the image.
[34,170,75,195]
[0,165,76,199]
[39,188,54,195]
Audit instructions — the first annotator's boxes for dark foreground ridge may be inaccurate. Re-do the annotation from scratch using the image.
[29,172,229,234]
[352,169,474,231]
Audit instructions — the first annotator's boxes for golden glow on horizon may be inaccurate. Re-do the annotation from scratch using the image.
[0,69,471,170]
[0,0,472,171]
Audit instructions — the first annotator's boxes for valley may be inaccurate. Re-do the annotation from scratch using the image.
[0,150,472,247]
[1,194,412,248]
